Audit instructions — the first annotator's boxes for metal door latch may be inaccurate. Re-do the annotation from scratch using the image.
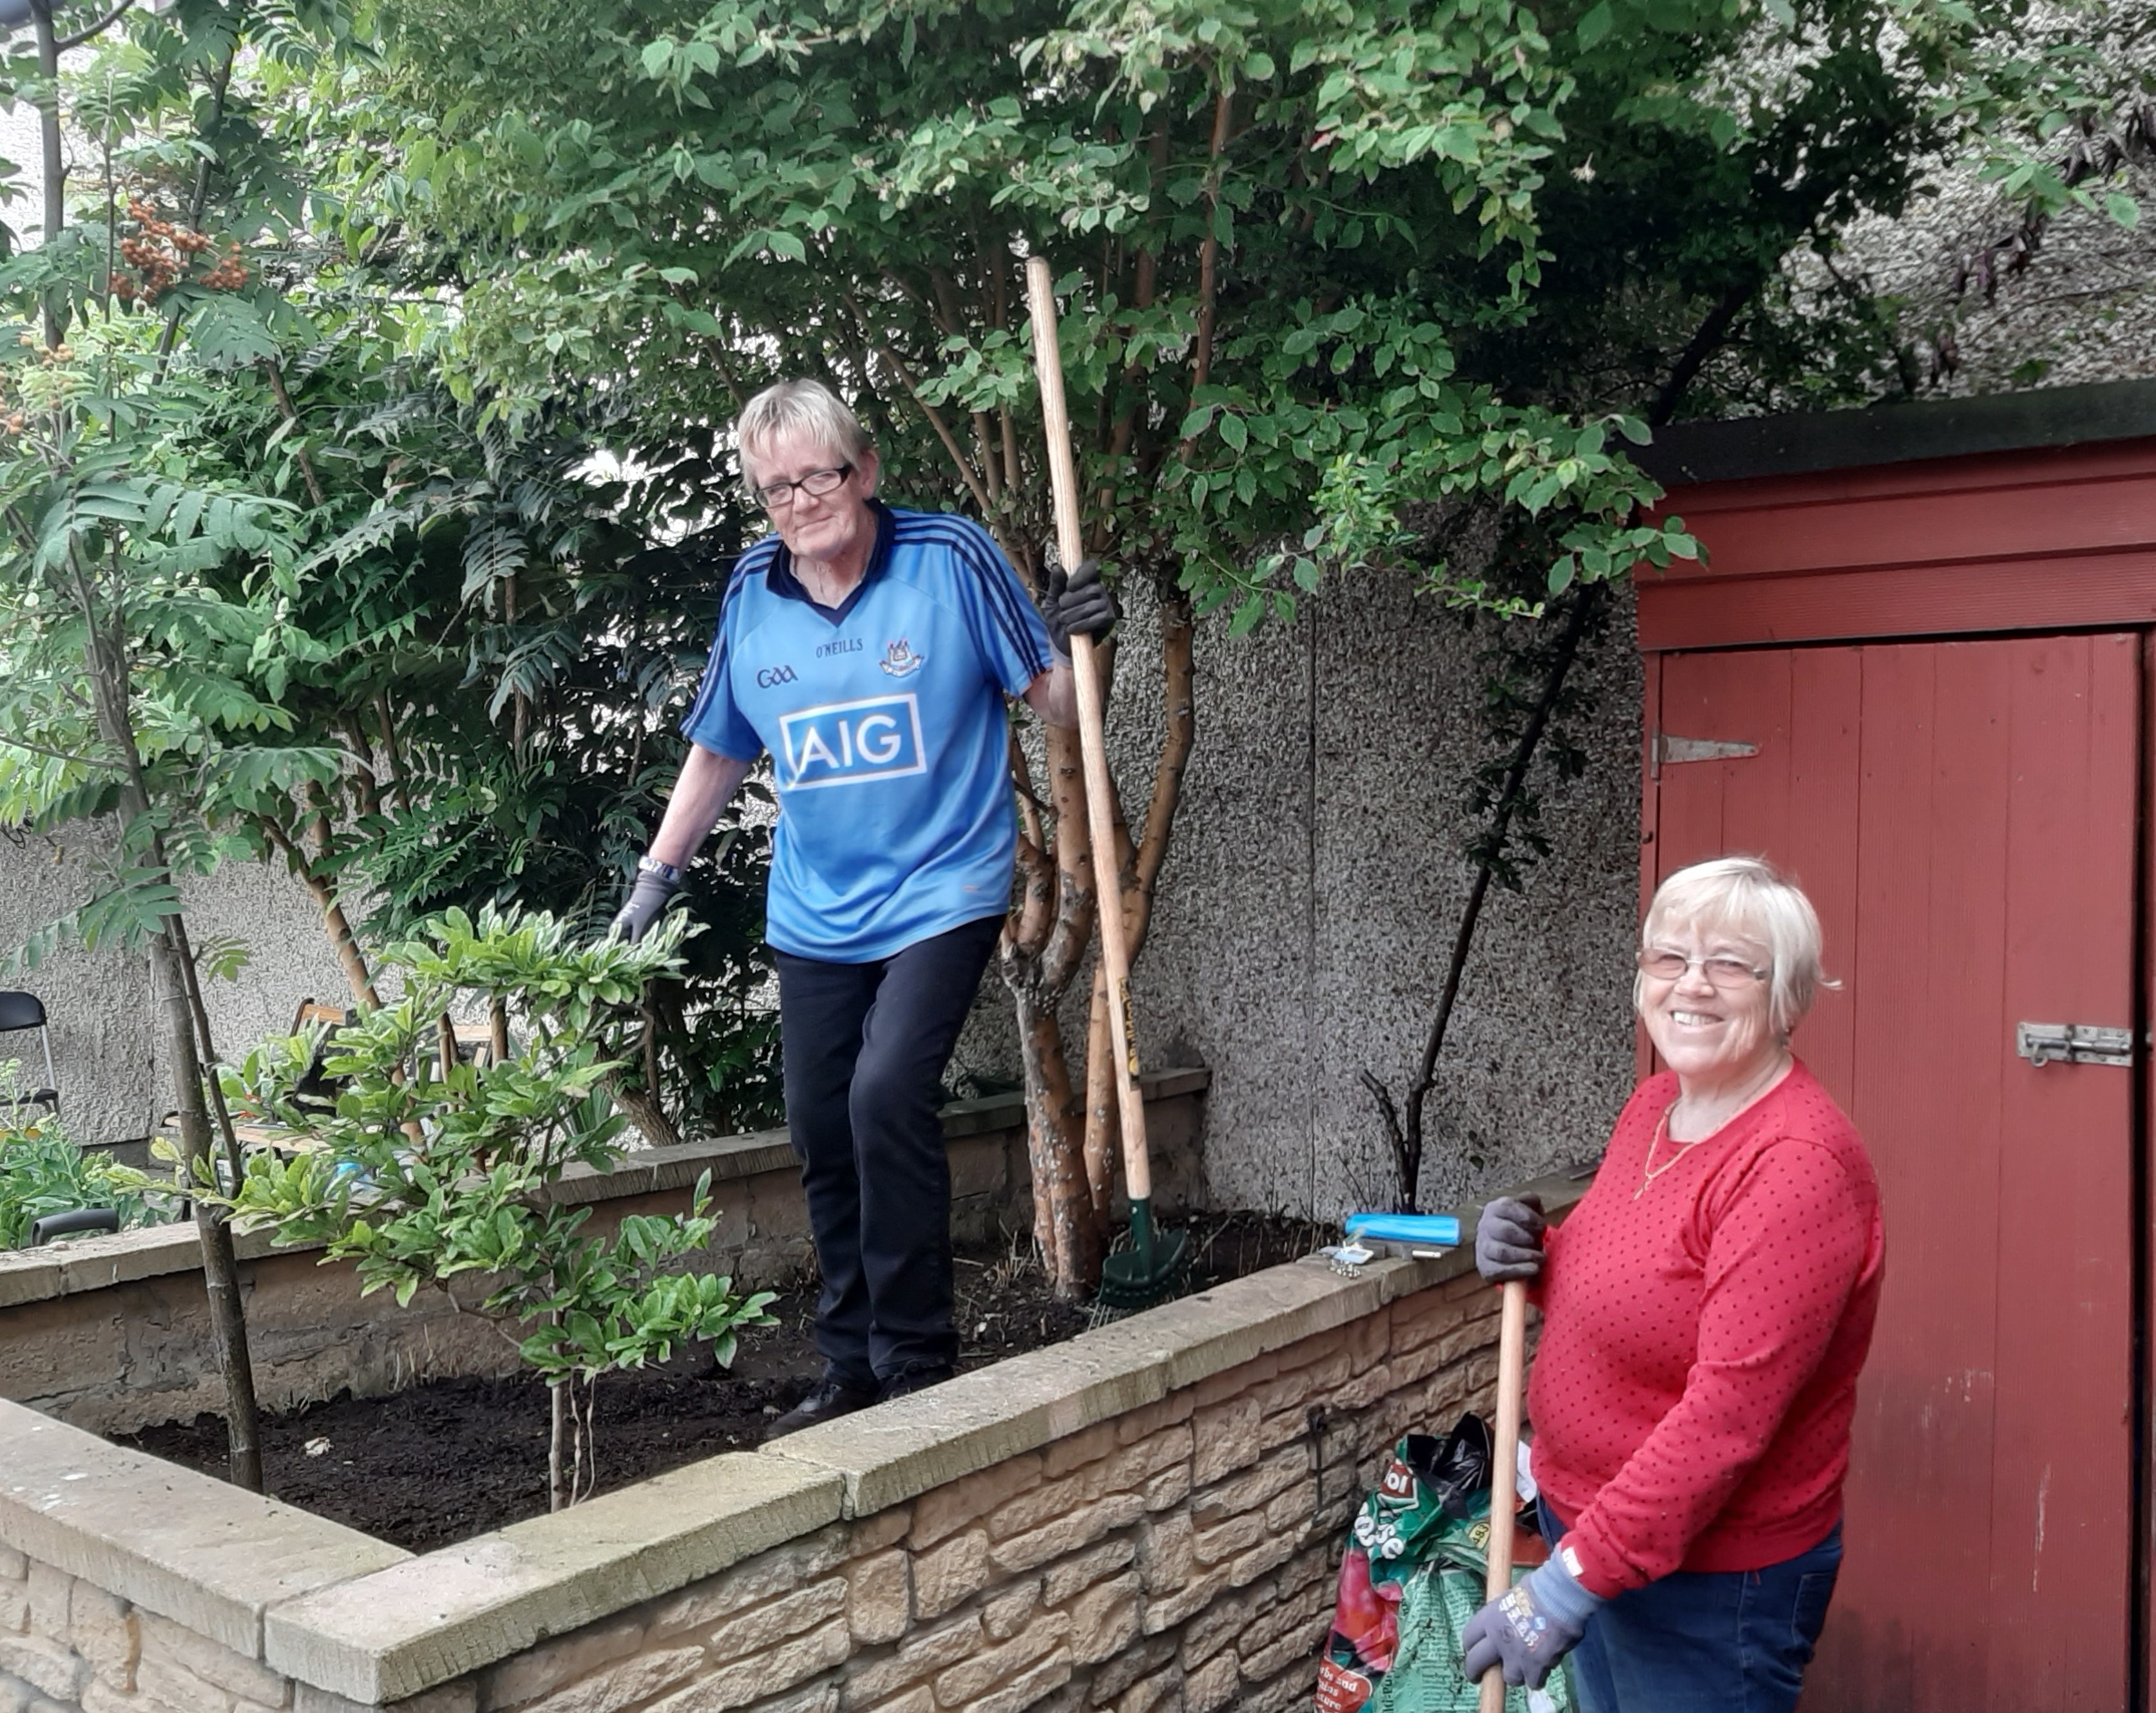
[2016,1022,2134,1067]
[1650,732,1759,779]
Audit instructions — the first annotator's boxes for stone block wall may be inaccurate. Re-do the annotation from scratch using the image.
[0,1174,1581,1713]
[1,1546,297,1713]
[580,1271,1487,1713]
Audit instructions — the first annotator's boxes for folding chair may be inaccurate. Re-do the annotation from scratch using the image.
[0,990,59,1114]
[290,998,354,1112]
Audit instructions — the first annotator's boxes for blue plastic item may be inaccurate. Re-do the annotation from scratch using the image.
[1343,1212,1462,1247]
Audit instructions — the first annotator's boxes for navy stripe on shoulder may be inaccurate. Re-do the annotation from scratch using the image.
[893,515,1051,678]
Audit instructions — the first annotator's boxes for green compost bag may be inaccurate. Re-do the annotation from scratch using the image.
[1314,1417,1575,1713]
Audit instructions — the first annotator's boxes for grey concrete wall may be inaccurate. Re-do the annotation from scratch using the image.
[1117,574,1640,1220]
[1805,91,2156,399]
[0,832,356,1146]
[951,574,1645,1222]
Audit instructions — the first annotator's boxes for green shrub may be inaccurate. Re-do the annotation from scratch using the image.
[204,905,775,1508]
[0,1077,172,1250]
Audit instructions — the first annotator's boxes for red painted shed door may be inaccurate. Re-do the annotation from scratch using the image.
[1652,633,2137,1713]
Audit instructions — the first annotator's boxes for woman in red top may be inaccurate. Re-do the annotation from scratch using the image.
[1461,855,1884,1713]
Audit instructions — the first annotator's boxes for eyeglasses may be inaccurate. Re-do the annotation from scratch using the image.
[751,463,854,511]
[1637,948,1769,989]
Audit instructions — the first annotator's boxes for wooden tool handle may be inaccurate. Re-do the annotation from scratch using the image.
[1480,1279,1529,1713]
[1025,255,1151,1201]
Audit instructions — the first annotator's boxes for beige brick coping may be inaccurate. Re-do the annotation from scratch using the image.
[263,1453,844,1703]
[763,1168,1587,1519]
[0,1151,1578,1710]
[0,1068,1212,1309]
[0,1397,407,1659]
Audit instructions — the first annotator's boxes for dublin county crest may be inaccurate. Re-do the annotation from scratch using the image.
[880,638,926,677]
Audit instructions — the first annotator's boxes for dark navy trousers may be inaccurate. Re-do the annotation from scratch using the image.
[776,913,1003,1387]
[1538,1496,1842,1713]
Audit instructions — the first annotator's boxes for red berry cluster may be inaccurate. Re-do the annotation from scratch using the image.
[111,199,249,302]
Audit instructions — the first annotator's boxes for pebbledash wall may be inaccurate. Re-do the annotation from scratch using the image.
[0,1171,1578,1713]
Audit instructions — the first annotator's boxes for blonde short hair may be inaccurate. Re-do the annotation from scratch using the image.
[734,378,873,488]
[1637,855,1834,1039]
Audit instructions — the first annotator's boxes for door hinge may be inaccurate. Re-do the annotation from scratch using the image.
[2016,1022,2135,1067]
[1652,732,1759,779]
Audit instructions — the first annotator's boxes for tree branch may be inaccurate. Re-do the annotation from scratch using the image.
[262,360,326,507]
[1394,583,1602,1209]
[863,325,997,520]
[1648,276,1758,429]
[55,0,132,51]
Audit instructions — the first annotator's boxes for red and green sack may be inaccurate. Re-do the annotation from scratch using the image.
[1315,1416,1575,1713]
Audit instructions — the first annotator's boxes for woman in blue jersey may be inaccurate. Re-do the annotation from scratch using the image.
[613,379,1111,1435]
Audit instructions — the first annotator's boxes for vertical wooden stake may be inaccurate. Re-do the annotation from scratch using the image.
[1024,256,1154,1220]
[1482,1279,1529,1713]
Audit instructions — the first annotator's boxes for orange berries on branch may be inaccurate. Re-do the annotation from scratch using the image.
[113,202,248,300]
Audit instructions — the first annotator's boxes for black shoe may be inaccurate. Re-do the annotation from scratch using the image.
[767,1375,878,1439]
[880,1367,955,1402]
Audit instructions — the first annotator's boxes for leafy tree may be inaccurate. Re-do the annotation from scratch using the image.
[207,907,776,1510]
[329,0,2149,1262]
[0,1,783,1187]
[0,0,321,1484]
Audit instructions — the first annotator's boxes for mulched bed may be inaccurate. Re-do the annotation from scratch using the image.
[118,1212,1329,1552]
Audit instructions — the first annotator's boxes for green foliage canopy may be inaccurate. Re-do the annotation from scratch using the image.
[356,0,2146,620]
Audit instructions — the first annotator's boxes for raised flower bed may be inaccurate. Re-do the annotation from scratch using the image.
[0,1158,1583,1713]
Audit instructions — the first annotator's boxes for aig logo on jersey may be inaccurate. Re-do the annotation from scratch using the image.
[778,695,928,791]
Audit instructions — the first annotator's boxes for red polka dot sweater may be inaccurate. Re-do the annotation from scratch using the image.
[1529,1061,1884,1598]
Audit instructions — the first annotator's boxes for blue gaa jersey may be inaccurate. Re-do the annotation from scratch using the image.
[682,502,1054,962]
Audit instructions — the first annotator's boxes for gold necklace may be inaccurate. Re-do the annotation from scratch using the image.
[1634,1105,1697,1200]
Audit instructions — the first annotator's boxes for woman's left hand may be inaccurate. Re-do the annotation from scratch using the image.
[1461,1555,1603,1689]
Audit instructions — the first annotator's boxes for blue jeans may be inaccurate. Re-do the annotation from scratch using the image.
[1536,1497,1841,1713]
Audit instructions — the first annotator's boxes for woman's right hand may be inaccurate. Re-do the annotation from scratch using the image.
[1476,1194,1546,1282]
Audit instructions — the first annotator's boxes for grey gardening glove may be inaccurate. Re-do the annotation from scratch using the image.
[1044,558,1116,657]
[1476,1193,1546,1283]
[1460,1553,1603,1690]
[609,866,681,944]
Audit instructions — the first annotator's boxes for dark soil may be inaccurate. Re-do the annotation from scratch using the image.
[118,1212,1328,1552]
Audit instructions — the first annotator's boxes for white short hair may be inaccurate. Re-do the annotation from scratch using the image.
[735,379,873,487]
[1637,855,1835,1038]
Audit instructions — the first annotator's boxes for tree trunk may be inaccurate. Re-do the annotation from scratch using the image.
[549,1378,568,1512]
[608,1075,683,1149]
[999,716,1103,1296]
[1011,976,1096,1291]
[29,0,64,348]
[79,610,260,1490]
[1080,585,1195,1218]
[263,820,381,1008]
[159,928,264,1491]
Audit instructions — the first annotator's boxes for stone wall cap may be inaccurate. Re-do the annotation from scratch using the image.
[764,1168,1586,1519]
[0,1070,1210,1307]
[937,1066,1207,1140]
[0,1398,407,1659]
[262,1451,843,1703]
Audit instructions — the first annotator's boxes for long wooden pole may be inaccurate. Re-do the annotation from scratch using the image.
[1481,1278,1529,1713]
[1024,257,1156,1238]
